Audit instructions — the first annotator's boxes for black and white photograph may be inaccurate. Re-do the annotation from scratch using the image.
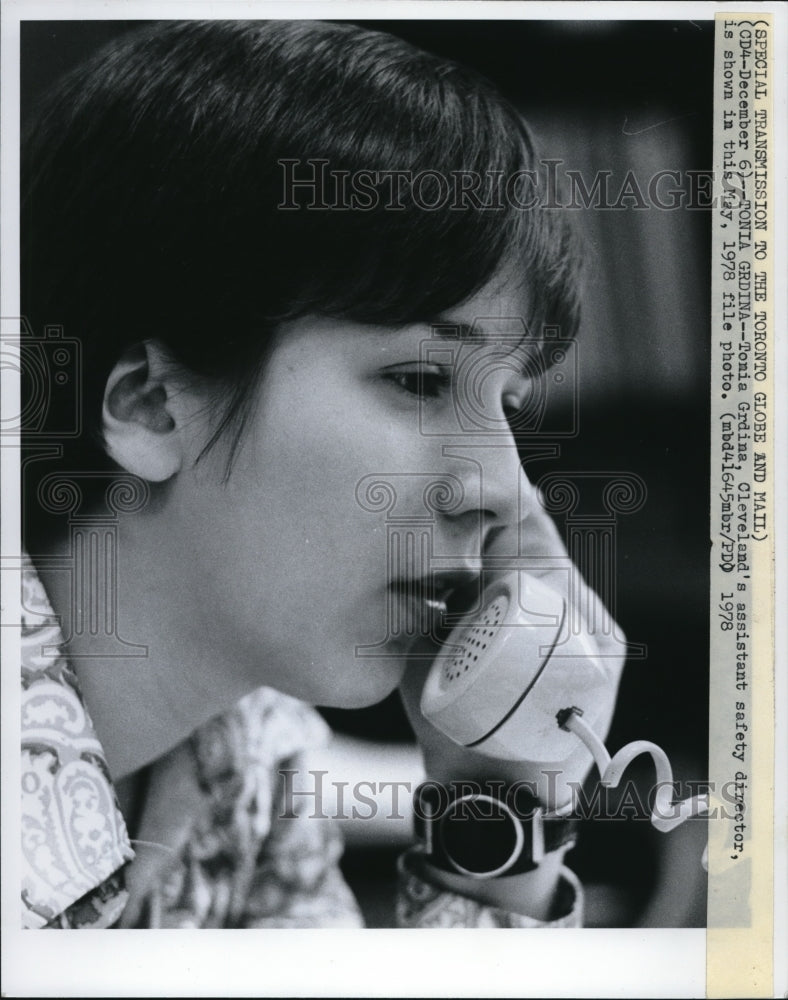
[1,3,784,997]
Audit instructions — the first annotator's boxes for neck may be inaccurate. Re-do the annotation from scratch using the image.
[35,512,264,781]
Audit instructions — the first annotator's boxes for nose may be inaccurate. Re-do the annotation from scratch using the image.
[441,413,535,551]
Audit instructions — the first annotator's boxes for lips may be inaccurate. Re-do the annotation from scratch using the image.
[388,572,482,643]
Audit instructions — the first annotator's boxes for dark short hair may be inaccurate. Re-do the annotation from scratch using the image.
[22,20,579,542]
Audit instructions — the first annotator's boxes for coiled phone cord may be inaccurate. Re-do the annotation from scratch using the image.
[557,706,710,836]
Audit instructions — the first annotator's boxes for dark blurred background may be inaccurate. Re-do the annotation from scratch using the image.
[21,18,713,928]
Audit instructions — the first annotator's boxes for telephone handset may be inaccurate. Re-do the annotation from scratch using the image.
[421,570,709,841]
[421,572,609,764]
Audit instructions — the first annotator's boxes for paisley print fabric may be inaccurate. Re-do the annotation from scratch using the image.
[21,558,134,928]
[116,689,363,929]
[20,554,581,929]
[396,853,583,928]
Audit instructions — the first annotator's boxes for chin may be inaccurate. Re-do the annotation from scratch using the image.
[315,658,408,710]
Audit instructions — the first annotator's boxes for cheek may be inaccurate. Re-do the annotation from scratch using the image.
[250,387,404,532]
[198,373,438,601]
[168,406,439,703]
[198,407,379,612]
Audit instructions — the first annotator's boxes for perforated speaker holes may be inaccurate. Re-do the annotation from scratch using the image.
[442,595,508,682]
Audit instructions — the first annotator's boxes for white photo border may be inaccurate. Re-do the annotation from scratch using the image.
[2,2,785,997]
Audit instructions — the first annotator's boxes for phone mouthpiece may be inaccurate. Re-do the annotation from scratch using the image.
[420,572,611,764]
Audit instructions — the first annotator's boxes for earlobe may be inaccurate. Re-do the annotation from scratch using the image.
[101,341,184,482]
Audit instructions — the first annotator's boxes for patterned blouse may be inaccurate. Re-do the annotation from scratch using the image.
[20,554,582,929]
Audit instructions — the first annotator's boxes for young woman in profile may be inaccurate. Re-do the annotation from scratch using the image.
[20,19,623,928]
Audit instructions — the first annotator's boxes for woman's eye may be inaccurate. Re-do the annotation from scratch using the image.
[384,369,451,400]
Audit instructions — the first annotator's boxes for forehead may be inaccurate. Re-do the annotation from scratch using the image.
[390,257,534,344]
[439,258,532,324]
[271,258,535,366]
[424,262,536,361]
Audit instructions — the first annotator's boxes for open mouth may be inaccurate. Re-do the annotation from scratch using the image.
[388,572,482,643]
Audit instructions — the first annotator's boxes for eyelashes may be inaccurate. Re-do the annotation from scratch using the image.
[382,367,452,401]
[380,362,536,415]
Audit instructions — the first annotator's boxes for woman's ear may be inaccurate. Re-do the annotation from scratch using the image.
[101,341,188,482]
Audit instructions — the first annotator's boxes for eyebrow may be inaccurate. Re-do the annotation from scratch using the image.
[428,317,535,343]
[431,320,476,340]
[427,317,504,342]
[425,317,546,376]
